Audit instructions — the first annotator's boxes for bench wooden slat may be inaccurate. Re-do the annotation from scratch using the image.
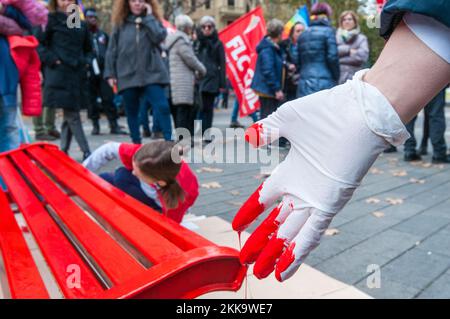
[28,147,184,264]
[9,152,144,286]
[0,157,105,298]
[37,145,214,251]
[0,190,49,299]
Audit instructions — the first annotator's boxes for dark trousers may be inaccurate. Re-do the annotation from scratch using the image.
[122,84,173,144]
[259,97,287,147]
[60,109,90,153]
[87,77,118,123]
[199,92,218,136]
[175,103,196,138]
[100,167,162,212]
[404,90,447,157]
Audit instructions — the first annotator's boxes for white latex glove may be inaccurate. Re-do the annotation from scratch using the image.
[232,69,410,282]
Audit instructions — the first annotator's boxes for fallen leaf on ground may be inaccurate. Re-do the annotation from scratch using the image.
[198,167,224,173]
[228,201,244,207]
[372,211,385,218]
[366,198,381,204]
[409,178,426,184]
[421,162,433,168]
[385,197,404,205]
[391,170,408,177]
[325,228,340,236]
[434,164,445,170]
[370,168,384,175]
[201,182,222,189]
[229,190,240,196]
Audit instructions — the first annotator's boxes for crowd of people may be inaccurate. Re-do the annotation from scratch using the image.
[0,0,449,219]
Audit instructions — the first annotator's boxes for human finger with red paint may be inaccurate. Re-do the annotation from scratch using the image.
[232,68,411,282]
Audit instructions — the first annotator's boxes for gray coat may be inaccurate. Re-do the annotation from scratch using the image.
[166,30,206,105]
[336,31,369,84]
[104,15,170,92]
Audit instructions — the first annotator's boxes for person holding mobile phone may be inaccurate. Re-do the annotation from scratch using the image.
[105,0,172,144]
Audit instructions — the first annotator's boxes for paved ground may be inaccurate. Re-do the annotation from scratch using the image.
[22,102,450,299]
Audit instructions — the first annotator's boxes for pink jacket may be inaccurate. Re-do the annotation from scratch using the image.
[0,0,48,26]
[0,13,22,35]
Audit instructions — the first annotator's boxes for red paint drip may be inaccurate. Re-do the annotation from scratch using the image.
[245,123,264,148]
[275,242,296,282]
[253,236,286,279]
[232,183,265,232]
[237,231,249,300]
[239,204,282,264]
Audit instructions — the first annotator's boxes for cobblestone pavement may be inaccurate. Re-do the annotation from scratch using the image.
[22,103,450,299]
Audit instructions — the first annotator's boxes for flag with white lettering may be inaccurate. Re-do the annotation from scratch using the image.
[219,7,266,117]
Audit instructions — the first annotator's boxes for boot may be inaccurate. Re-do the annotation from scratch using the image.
[92,119,100,135]
[110,120,127,135]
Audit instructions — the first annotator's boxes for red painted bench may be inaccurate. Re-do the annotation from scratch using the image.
[0,143,246,299]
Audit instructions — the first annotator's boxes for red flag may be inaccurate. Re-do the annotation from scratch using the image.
[219,7,266,117]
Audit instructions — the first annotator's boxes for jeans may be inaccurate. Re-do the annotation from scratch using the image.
[139,95,151,132]
[122,84,172,143]
[32,107,57,135]
[0,99,19,154]
[230,99,259,123]
[259,97,287,147]
[404,90,447,158]
[100,167,162,212]
[0,99,19,190]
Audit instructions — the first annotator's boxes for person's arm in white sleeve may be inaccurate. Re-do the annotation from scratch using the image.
[83,142,121,173]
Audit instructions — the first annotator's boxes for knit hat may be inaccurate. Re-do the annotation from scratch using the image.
[199,15,216,27]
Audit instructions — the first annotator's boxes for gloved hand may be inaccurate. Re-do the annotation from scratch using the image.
[232,69,410,282]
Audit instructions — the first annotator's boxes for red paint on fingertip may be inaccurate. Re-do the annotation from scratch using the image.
[239,204,282,264]
[253,236,286,279]
[245,123,264,147]
[275,242,296,282]
[232,184,265,232]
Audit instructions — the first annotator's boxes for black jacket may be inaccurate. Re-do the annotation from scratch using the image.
[35,12,92,110]
[194,30,226,94]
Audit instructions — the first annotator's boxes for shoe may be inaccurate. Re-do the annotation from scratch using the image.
[35,133,57,141]
[230,121,244,128]
[110,121,128,135]
[91,120,100,135]
[418,148,428,156]
[432,155,450,164]
[48,130,61,139]
[383,145,397,153]
[142,128,152,138]
[82,152,91,161]
[404,152,422,162]
[152,132,164,140]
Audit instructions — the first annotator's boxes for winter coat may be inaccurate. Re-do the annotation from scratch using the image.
[35,11,92,110]
[381,0,450,39]
[336,29,369,84]
[296,18,339,97]
[166,30,206,106]
[280,38,300,94]
[8,35,41,116]
[194,30,226,94]
[104,14,170,92]
[251,36,284,98]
